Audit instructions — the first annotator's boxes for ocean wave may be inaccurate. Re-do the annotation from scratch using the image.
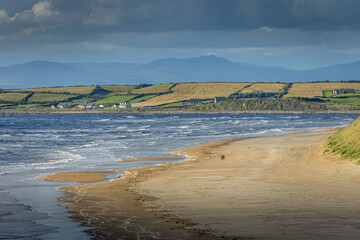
[280,116,300,119]
[271,128,285,133]
[0,157,78,175]
[95,119,111,122]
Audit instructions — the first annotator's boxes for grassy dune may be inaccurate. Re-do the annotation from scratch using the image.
[285,83,360,98]
[134,82,248,107]
[327,117,360,162]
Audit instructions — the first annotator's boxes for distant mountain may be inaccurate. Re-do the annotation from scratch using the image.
[1,56,360,89]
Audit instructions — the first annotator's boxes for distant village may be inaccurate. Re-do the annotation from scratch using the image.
[50,88,356,110]
[51,101,133,109]
[51,96,228,110]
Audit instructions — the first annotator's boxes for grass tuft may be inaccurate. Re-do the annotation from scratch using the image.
[326,117,360,161]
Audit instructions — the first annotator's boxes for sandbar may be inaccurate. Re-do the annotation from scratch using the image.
[118,156,183,163]
[41,171,114,182]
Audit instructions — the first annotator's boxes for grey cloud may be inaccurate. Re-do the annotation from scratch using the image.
[0,0,360,50]
[81,0,360,32]
[1,0,360,39]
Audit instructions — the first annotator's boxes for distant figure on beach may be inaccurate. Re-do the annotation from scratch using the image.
[221,155,225,160]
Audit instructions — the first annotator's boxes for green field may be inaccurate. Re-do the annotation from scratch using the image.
[131,84,174,94]
[100,85,136,93]
[14,104,41,108]
[130,95,155,104]
[322,90,333,97]
[329,98,360,105]
[0,92,29,102]
[28,93,76,103]
[12,86,96,94]
[333,94,360,98]
[3,82,360,111]
[96,95,135,105]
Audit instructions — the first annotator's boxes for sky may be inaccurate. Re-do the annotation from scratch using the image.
[1,0,360,69]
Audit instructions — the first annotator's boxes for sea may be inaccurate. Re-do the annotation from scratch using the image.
[0,113,358,239]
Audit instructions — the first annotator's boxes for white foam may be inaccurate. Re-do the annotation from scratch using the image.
[96,119,111,122]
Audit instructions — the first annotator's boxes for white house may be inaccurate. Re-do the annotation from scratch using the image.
[57,102,71,108]
[332,89,356,95]
[118,102,131,108]
[77,102,87,109]
[85,102,97,109]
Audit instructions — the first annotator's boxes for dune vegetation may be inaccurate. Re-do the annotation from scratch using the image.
[326,117,360,162]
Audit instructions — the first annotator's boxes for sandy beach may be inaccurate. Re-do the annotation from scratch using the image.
[44,128,360,239]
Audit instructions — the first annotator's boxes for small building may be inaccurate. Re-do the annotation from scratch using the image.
[57,102,71,109]
[333,89,356,95]
[51,105,57,109]
[188,99,203,105]
[98,104,105,108]
[214,97,226,104]
[118,102,131,108]
[112,104,118,108]
[85,102,97,109]
[253,90,264,94]
[77,102,87,109]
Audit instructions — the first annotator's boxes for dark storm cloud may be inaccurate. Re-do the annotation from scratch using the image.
[1,0,360,39]
[2,0,360,70]
[80,0,360,32]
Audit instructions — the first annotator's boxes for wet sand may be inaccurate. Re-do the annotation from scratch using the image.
[45,128,360,239]
[40,171,114,182]
[118,156,183,163]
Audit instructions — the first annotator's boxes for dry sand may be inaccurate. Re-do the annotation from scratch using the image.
[45,128,360,239]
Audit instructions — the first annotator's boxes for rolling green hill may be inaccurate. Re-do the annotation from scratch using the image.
[1,81,360,112]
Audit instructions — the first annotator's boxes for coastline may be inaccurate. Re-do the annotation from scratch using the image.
[43,128,360,239]
[2,109,360,114]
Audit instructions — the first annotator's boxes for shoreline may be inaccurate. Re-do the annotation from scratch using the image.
[2,110,360,114]
[43,128,360,239]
